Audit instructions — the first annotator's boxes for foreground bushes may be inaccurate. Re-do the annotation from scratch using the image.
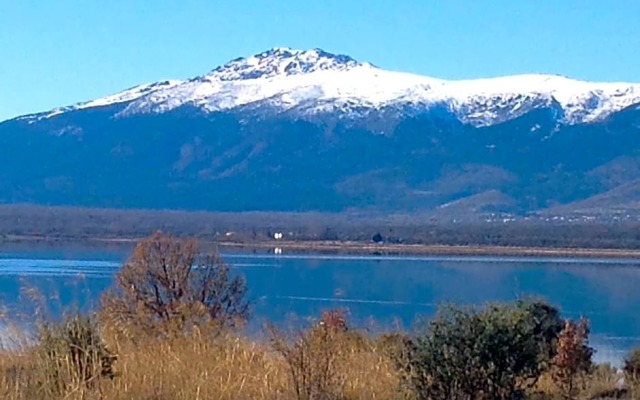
[0,315,114,399]
[0,315,403,400]
[35,316,116,395]
[0,233,637,399]
[402,301,566,400]
[0,310,633,400]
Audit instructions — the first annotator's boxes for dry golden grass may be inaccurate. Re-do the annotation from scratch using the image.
[532,364,638,400]
[0,321,405,400]
[339,342,407,400]
[103,334,289,400]
[2,319,640,400]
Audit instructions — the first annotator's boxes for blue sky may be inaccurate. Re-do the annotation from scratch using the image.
[1,0,639,121]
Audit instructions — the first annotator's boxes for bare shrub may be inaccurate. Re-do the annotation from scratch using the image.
[269,309,366,400]
[101,232,249,338]
[551,318,594,399]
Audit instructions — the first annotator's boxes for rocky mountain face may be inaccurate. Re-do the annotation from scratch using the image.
[2,48,640,217]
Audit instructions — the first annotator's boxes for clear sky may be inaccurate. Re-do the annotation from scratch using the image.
[2,0,639,121]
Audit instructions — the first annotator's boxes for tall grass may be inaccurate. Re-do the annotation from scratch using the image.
[0,313,407,400]
[0,313,635,399]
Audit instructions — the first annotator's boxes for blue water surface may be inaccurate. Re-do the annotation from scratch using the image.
[0,248,638,366]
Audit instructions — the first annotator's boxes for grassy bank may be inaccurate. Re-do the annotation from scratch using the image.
[0,312,638,400]
[0,324,403,400]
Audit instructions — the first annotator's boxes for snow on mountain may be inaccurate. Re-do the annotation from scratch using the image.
[445,74,640,124]
[18,80,183,123]
[18,47,640,127]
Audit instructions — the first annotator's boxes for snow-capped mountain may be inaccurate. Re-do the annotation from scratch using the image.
[17,47,640,127]
[3,47,640,215]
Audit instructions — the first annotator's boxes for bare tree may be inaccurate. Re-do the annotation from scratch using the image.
[101,232,249,336]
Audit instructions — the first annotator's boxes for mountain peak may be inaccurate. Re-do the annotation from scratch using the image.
[206,47,364,81]
[12,47,640,129]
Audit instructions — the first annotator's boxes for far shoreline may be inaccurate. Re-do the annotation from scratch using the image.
[3,235,640,260]
[215,240,640,259]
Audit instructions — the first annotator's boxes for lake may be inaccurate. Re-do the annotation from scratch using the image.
[0,247,639,366]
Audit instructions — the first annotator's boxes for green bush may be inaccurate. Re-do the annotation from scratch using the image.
[402,300,564,400]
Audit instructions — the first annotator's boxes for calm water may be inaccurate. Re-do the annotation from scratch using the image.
[0,249,639,366]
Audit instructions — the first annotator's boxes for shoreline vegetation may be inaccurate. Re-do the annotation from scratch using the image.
[0,233,639,400]
[3,204,640,258]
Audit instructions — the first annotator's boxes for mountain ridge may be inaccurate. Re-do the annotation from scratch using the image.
[12,47,640,128]
[2,47,640,216]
